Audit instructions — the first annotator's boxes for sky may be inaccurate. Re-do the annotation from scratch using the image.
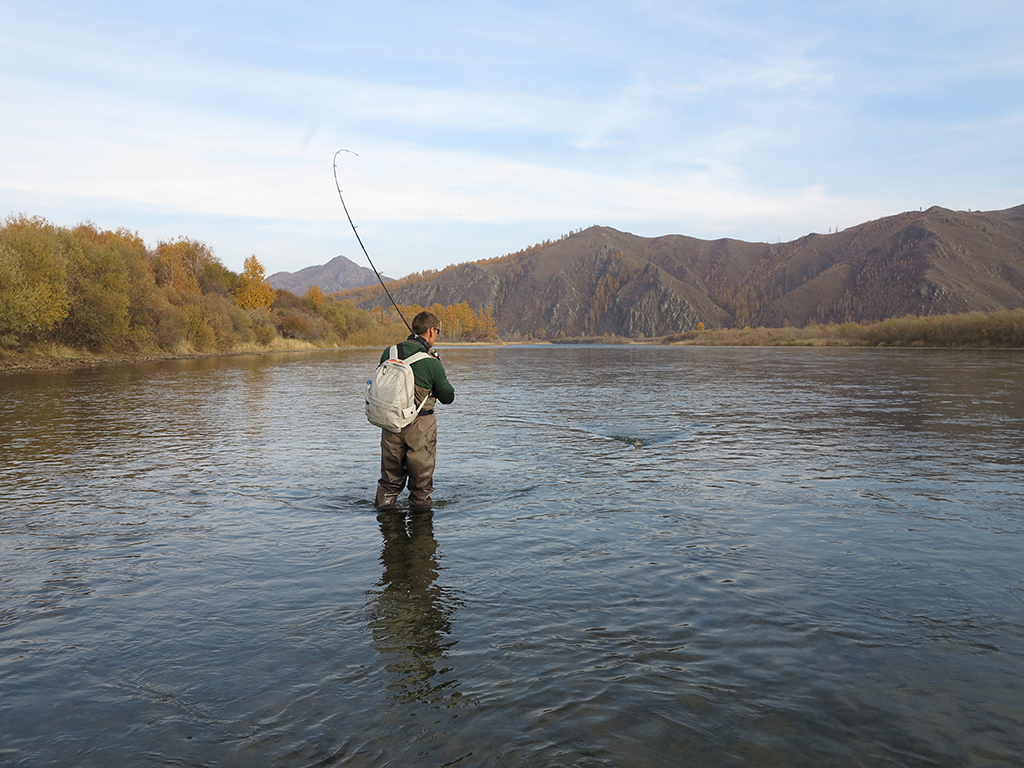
[2,1,1022,278]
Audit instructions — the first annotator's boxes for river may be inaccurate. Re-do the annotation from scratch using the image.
[2,345,1023,767]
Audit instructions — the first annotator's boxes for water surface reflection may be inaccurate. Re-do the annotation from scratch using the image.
[368,512,464,708]
[3,347,1023,767]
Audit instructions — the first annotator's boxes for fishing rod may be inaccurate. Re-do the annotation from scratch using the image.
[332,149,413,334]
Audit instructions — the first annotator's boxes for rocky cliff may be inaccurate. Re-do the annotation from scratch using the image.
[351,204,1024,336]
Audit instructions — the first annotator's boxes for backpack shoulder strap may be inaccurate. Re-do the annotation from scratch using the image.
[404,351,431,365]
[403,351,433,417]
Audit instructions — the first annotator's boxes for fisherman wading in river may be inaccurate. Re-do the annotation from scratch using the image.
[370,310,456,514]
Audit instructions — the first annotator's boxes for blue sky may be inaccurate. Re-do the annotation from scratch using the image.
[2,1,1022,278]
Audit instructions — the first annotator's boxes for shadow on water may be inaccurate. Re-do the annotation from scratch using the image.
[366,511,465,708]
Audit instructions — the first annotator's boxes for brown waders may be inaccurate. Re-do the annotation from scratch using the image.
[375,388,437,512]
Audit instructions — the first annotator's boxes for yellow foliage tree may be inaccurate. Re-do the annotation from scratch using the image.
[304,285,325,309]
[475,306,498,339]
[0,215,71,341]
[378,302,500,342]
[233,255,276,310]
[60,224,134,349]
[152,238,216,293]
[433,301,477,339]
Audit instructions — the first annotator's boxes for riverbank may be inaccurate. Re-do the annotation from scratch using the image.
[4,309,1022,374]
[0,339,511,375]
[0,339,324,375]
[663,308,1024,348]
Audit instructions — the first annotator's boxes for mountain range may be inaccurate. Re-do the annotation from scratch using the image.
[346,204,1024,337]
[267,254,386,294]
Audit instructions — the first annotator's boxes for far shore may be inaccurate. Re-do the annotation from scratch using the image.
[0,339,517,375]
[6,324,1023,376]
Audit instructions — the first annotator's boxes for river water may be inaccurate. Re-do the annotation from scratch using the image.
[2,345,1023,767]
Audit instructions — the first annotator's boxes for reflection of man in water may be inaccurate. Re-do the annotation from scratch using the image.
[368,512,461,705]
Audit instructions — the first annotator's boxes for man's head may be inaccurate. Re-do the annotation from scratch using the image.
[411,311,441,346]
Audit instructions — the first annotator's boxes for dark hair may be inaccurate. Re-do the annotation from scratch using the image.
[411,311,440,335]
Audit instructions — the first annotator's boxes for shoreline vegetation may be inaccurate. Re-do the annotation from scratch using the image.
[2,215,1023,375]
[664,307,1024,348]
[6,309,1023,374]
[0,215,500,374]
[556,308,1024,348]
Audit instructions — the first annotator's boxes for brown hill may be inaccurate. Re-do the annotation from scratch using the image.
[351,204,1024,337]
[268,254,386,295]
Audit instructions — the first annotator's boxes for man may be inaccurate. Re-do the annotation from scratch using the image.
[375,310,456,514]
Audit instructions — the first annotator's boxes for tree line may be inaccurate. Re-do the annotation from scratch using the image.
[0,215,501,362]
[662,310,1024,348]
[367,301,497,341]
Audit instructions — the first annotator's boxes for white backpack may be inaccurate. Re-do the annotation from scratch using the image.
[365,345,432,433]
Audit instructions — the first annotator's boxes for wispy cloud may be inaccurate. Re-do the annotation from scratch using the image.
[1,1,1022,276]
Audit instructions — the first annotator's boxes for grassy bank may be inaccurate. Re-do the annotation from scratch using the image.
[662,309,1024,348]
[5,308,1023,374]
[0,336,511,374]
[0,338,335,374]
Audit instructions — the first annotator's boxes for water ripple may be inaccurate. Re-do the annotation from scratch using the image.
[2,347,1023,767]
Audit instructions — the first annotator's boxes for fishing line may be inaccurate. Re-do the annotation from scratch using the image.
[333,149,412,334]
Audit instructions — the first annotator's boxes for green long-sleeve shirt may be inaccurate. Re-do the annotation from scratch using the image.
[380,337,456,405]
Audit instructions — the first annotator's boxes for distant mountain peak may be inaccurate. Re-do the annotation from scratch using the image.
[267,254,388,295]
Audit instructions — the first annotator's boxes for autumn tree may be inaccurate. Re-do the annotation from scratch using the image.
[233,255,275,310]
[58,224,135,350]
[198,261,237,295]
[475,306,498,339]
[304,285,325,310]
[378,301,499,342]
[317,297,376,336]
[0,215,70,343]
[152,238,203,292]
[432,301,477,339]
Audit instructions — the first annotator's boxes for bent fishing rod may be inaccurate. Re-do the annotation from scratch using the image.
[333,149,413,334]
